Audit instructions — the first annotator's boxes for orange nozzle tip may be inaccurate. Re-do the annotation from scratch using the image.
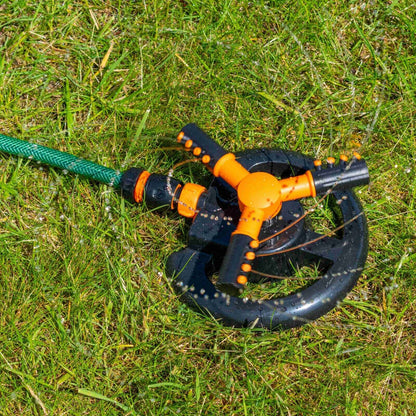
[245,252,256,261]
[202,155,211,164]
[177,131,184,142]
[327,157,336,164]
[250,240,259,249]
[241,264,252,273]
[353,151,361,160]
[184,139,193,149]
[314,159,322,167]
[340,154,348,162]
[193,147,202,156]
[237,275,248,285]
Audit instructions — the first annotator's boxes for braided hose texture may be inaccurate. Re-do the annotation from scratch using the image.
[0,134,122,187]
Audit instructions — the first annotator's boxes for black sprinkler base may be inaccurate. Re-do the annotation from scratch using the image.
[167,149,368,330]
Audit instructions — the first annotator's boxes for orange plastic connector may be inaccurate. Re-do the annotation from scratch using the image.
[133,171,151,203]
[353,151,361,160]
[241,264,252,273]
[279,171,316,202]
[177,183,206,218]
[327,157,336,165]
[340,154,348,162]
[314,159,322,167]
[213,153,249,189]
[193,147,202,156]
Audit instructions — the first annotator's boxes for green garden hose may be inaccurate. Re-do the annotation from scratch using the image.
[0,134,122,187]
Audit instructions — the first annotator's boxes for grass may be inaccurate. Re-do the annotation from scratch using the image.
[0,0,415,414]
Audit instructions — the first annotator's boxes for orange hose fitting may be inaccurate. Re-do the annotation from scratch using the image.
[177,183,206,218]
[133,171,151,203]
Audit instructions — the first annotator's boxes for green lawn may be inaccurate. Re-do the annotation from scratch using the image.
[0,1,415,414]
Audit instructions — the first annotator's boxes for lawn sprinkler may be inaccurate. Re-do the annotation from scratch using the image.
[0,124,369,329]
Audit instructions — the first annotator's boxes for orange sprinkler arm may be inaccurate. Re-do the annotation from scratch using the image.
[216,169,316,293]
[212,153,250,189]
[217,206,264,291]
[279,171,316,201]
[177,123,251,189]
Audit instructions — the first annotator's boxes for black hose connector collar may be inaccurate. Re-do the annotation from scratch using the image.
[120,168,183,209]
[143,174,183,209]
[120,167,145,203]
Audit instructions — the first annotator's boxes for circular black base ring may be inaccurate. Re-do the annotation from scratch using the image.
[167,149,368,329]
